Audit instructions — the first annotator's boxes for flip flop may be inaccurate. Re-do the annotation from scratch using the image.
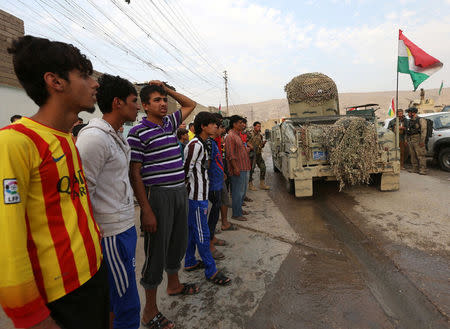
[141,312,174,328]
[184,261,205,272]
[221,224,238,231]
[168,283,199,296]
[207,271,232,286]
[214,239,228,246]
[212,249,225,260]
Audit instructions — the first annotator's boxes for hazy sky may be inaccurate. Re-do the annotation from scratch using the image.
[1,0,449,107]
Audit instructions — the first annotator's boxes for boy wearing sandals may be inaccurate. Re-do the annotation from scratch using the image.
[128,82,197,328]
[184,112,232,286]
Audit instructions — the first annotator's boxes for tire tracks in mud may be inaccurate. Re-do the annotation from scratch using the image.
[320,192,449,329]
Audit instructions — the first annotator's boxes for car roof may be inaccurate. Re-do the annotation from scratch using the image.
[419,112,449,117]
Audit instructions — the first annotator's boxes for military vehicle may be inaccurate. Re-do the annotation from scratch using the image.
[406,88,444,113]
[270,73,400,197]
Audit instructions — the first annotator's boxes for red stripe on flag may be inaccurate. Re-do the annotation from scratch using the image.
[25,213,47,302]
[56,136,99,276]
[399,30,441,68]
[9,124,80,293]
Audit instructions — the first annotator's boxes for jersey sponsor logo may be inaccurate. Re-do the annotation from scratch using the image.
[57,169,88,200]
[52,154,66,162]
[3,178,21,204]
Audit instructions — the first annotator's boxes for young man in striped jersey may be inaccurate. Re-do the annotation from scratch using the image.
[0,36,108,329]
[76,74,141,329]
[184,112,232,286]
[127,82,197,329]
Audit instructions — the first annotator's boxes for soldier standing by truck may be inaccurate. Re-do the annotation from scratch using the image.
[388,109,407,170]
[248,121,270,190]
[406,107,428,175]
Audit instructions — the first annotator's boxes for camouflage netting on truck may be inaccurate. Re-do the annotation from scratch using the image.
[284,72,338,105]
[314,117,378,190]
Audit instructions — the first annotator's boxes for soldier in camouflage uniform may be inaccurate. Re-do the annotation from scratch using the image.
[406,107,428,175]
[248,121,270,190]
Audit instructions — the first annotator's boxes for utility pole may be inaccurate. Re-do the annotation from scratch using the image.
[223,70,229,116]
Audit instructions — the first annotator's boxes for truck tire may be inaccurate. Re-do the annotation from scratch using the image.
[438,147,450,172]
[286,179,295,194]
[273,159,280,173]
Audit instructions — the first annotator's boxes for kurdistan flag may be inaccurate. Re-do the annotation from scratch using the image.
[398,30,443,91]
[388,97,395,117]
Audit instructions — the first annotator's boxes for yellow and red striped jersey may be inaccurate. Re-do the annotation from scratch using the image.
[0,118,102,328]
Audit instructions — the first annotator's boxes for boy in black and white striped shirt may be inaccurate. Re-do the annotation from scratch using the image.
[183,112,232,286]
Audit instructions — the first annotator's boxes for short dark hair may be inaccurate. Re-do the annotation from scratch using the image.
[140,84,167,104]
[194,111,218,135]
[77,117,83,123]
[10,114,22,123]
[242,118,247,124]
[97,74,137,114]
[177,128,189,139]
[229,115,244,128]
[72,123,87,137]
[188,123,194,128]
[407,107,418,113]
[253,121,261,126]
[212,112,223,126]
[8,35,93,106]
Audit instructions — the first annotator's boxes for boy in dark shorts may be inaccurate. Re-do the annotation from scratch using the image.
[128,81,197,328]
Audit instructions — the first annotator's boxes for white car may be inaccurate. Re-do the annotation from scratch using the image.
[421,112,450,171]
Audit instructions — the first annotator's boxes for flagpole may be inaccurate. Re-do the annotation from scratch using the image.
[395,30,400,167]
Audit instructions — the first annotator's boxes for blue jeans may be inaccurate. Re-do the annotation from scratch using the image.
[230,171,249,217]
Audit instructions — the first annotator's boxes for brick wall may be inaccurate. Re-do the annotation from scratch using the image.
[0,9,24,89]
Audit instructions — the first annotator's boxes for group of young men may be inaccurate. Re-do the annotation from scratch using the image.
[0,35,252,329]
[0,33,274,329]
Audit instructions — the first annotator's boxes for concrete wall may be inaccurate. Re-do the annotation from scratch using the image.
[0,85,38,127]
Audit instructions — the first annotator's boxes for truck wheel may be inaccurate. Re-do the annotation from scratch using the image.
[273,159,280,173]
[286,179,295,194]
[438,147,450,172]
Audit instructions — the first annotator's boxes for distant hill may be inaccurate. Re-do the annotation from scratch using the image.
[226,88,450,123]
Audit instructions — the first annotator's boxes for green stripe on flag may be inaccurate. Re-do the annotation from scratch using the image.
[398,56,409,73]
[409,70,430,91]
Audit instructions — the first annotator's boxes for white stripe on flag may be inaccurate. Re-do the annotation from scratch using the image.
[398,40,408,57]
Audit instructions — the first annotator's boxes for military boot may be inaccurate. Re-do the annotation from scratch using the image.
[248,181,257,191]
[259,180,270,190]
